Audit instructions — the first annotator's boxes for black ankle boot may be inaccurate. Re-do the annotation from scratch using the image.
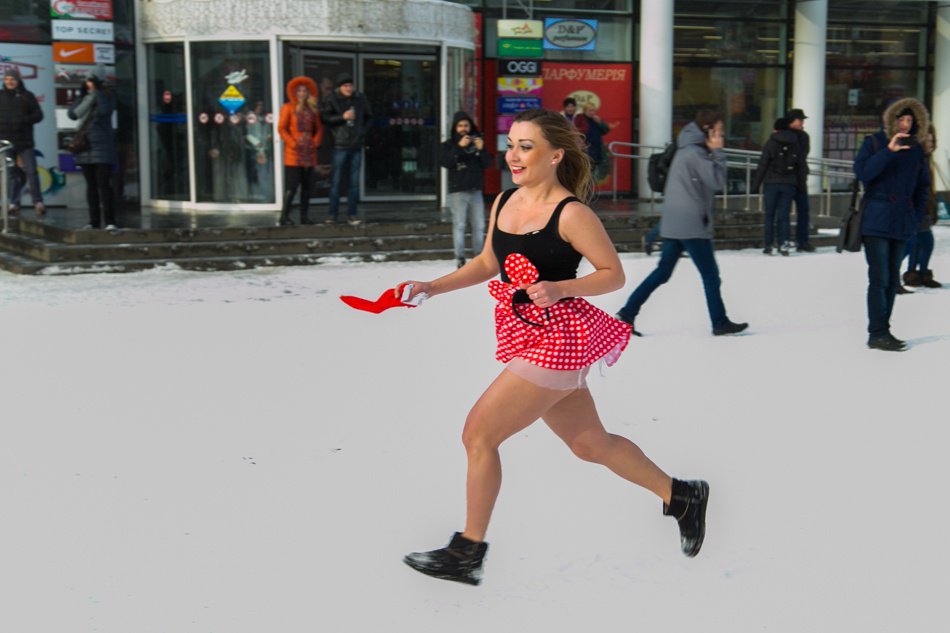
[404,532,489,585]
[921,270,942,289]
[663,478,709,557]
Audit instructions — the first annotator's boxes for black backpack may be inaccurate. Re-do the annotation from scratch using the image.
[647,141,677,193]
[771,140,799,177]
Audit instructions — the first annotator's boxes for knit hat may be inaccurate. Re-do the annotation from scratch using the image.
[896,106,915,120]
[3,68,20,81]
[336,73,353,87]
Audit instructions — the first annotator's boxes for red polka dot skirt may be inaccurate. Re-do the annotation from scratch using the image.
[489,253,632,371]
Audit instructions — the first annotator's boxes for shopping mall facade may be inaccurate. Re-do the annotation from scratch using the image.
[1,0,948,214]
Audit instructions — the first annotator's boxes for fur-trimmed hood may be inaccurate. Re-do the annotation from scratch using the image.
[285,76,317,102]
[882,97,929,142]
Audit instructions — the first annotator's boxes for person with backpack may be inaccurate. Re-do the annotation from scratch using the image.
[616,110,748,336]
[752,117,806,255]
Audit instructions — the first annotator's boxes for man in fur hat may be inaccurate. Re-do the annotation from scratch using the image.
[853,97,931,352]
[0,68,45,216]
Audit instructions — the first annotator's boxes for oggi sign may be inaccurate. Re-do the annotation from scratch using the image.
[497,59,542,77]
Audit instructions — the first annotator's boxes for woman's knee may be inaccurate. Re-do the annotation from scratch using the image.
[569,431,610,463]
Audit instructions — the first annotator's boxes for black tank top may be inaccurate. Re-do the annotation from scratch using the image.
[492,188,583,285]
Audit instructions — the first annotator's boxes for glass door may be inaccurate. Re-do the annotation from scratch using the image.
[361,55,438,198]
[294,49,439,201]
[147,43,189,200]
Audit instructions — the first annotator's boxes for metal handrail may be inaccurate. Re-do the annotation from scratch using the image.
[607,140,857,215]
[1,139,14,235]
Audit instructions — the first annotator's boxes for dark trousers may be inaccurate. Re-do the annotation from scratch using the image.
[329,147,362,220]
[794,187,811,246]
[905,229,934,273]
[283,166,314,221]
[618,237,728,328]
[863,235,906,337]
[81,163,115,227]
[763,183,796,247]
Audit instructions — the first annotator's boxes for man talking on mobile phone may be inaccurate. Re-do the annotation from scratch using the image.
[616,110,748,336]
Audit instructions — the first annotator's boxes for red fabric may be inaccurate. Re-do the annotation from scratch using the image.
[490,253,631,370]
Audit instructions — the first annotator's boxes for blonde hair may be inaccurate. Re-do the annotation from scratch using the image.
[513,109,594,203]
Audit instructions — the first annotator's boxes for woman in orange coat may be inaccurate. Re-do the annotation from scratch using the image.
[278,76,324,225]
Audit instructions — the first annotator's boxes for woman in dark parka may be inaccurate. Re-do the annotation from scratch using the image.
[853,97,930,351]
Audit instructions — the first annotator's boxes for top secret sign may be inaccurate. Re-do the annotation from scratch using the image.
[51,19,114,42]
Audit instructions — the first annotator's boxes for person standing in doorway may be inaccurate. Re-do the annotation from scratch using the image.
[853,97,930,352]
[616,110,748,336]
[397,109,708,586]
[560,97,578,125]
[441,111,493,268]
[320,73,372,226]
[0,69,45,217]
[786,108,815,252]
[68,67,118,230]
[278,76,324,226]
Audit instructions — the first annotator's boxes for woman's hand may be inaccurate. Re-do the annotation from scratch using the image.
[394,280,433,302]
[522,281,564,308]
[888,132,911,152]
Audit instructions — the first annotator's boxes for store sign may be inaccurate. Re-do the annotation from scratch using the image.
[497,96,541,114]
[52,41,113,64]
[497,58,542,77]
[50,0,114,21]
[497,38,543,59]
[497,77,543,97]
[544,18,598,51]
[51,19,114,42]
[218,84,246,114]
[497,19,543,39]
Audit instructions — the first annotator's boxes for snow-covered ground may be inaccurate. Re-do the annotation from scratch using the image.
[3,228,949,633]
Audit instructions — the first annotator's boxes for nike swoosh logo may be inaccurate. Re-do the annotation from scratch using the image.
[59,48,87,59]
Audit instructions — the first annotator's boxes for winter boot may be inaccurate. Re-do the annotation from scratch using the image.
[712,319,749,336]
[902,270,922,287]
[404,532,488,586]
[921,270,942,289]
[896,284,913,295]
[279,192,295,226]
[614,312,643,336]
[664,479,709,558]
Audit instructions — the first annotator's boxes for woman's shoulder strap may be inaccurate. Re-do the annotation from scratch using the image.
[495,187,518,216]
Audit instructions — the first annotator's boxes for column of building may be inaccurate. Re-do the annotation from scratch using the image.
[637,0,673,198]
[934,3,950,194]
[791,0,827,194]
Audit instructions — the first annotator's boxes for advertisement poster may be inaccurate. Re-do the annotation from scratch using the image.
[542,62,632,192]
[0,43,66,204]
[50,0,114,21]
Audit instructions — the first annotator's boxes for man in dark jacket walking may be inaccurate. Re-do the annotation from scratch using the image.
[0,69,45,216]
[440,111,492,268]
[853,97,930,352]
[319,73,372,226]
[616,110,748,336]
[752,117,806,255]
[786,108,815,252]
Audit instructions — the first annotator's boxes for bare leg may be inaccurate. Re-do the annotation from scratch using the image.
[542,387,673,504]
[460,369,574,542]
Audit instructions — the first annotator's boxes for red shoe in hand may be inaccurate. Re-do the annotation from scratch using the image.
[340,283,427,314]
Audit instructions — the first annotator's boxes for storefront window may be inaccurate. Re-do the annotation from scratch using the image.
[446,47,477,123]
[674,18,786,65]
[190,40,274,204]
[482,0,633,11]
[0,0,50,43]
[823,3,929,162]
[147,43,188,201]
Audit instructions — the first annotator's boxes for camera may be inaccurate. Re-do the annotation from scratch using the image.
[463,133,481,154]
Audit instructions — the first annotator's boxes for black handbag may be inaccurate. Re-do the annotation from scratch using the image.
[836,178,864,253]
[67,115,92,154]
